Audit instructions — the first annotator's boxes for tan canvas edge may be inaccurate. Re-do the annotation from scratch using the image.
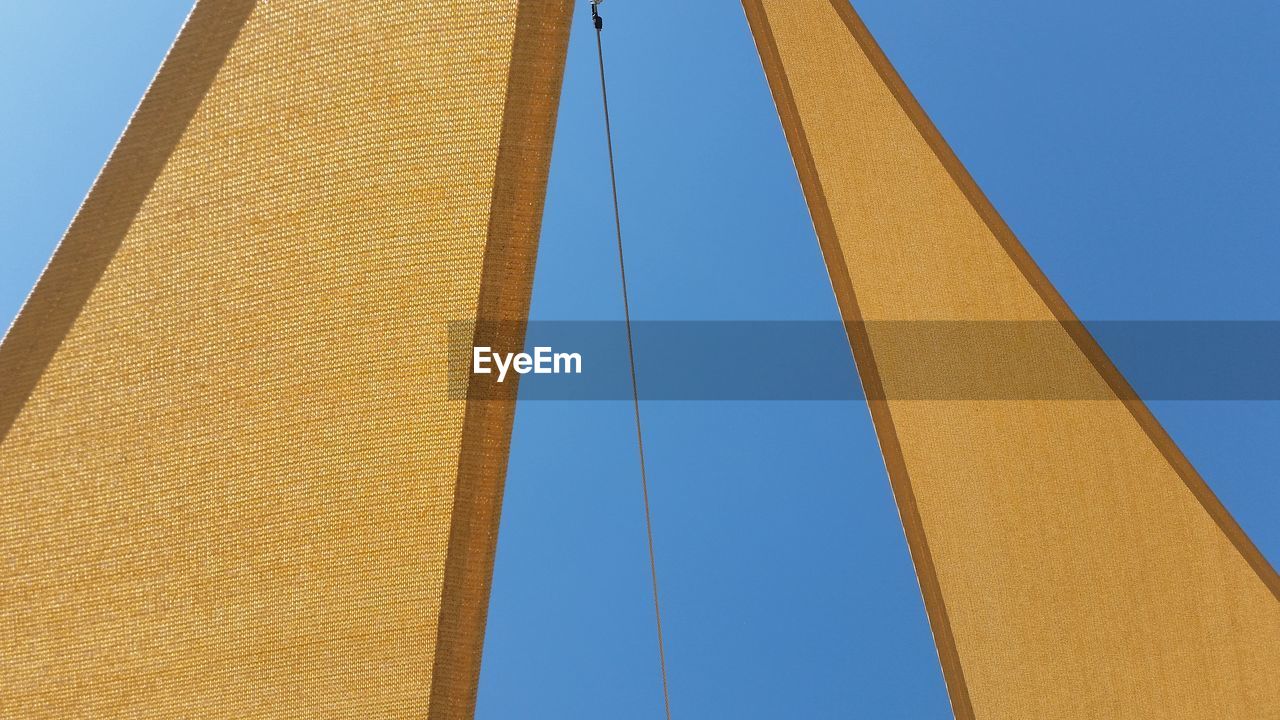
[429,2,575,717]
[740,3,976,716]
[0,0,258,444]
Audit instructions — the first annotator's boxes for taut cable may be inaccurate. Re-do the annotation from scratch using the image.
[591,3,673,718]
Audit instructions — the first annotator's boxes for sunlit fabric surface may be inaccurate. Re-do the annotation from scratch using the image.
[0,1,570,717]
[745,1,1280,718]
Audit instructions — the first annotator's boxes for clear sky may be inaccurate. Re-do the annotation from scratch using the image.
[2,2,1277,718]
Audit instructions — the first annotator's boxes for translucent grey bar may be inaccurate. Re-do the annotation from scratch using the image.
[449,321,1280,401]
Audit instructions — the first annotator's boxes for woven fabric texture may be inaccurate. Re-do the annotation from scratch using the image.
[0,1,571,717]
[745,1,1280,718]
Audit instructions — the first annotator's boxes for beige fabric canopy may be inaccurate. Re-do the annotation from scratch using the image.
[744,1,1280,718]
[0,1,571,716]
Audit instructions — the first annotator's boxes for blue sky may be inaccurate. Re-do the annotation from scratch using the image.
[2,2,1277,718]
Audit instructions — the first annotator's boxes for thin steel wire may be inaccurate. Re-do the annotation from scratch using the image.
[592,6,673,718]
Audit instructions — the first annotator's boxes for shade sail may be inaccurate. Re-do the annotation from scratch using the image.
[744,1,1280,718]
[0,1,571,716]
